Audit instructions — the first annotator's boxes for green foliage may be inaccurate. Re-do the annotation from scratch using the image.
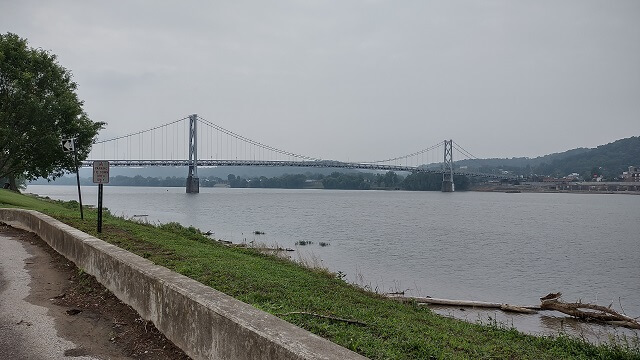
[0,33,104,189]
[402,172,441,191]
[158,221,186,232]
[322,172,371,190]
[534,136,640,179]
[250,173,307,188]
[228,175,248,188]
[158,221,207,242]
[456,148,592,170]
[457,137,640,180]
[372,171,400,188]
[227,173,308,188]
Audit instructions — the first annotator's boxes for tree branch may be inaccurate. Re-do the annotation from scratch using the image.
[277,312,368,326]
[540,298,640,329]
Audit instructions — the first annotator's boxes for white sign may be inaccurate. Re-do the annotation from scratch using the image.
[61,139,75,152]
[92,161,110,184]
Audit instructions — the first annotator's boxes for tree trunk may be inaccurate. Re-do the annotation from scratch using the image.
[8,173,19,192]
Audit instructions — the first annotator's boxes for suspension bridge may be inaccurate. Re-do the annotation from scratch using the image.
[84,114,507,193]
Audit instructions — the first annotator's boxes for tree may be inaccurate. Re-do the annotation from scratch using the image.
[383,171,399,187]
[0,33,104,191]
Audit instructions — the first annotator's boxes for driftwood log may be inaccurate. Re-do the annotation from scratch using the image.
[539,294,640,330]
[388,293,640,327]
[388,295,539,314]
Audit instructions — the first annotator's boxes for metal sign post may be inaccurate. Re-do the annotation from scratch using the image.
[97,184,103,233]
[92,161,109,233]
[62,138,83,219]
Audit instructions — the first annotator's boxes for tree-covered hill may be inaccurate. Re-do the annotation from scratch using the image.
[532,136,640,179]
[454,147,591,169]
[452,136,639,179]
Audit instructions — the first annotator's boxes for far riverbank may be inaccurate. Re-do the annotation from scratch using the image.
[472,181,640,195]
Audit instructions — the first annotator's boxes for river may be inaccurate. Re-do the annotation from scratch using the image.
[26,184,640,343]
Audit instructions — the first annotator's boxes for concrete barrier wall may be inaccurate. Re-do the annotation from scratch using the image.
[0,209,367,360]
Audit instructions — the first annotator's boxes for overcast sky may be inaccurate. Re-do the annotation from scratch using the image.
[2,1,639,161]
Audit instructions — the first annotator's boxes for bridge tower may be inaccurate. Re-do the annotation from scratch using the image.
[186,114,200,193]
[441,139,454,192]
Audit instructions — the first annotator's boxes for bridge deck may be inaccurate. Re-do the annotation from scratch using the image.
[82,159,515,179]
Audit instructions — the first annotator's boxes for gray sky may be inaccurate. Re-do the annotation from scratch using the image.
[2,1,639,161]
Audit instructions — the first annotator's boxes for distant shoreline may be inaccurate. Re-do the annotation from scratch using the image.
[27,182,640,195]
[471,182,640,195]
[475,189,640,195]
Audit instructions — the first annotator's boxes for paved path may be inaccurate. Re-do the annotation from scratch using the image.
[0,228,117,359]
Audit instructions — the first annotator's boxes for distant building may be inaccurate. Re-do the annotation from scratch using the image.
[622,166,640,182]
[565,173,581,181]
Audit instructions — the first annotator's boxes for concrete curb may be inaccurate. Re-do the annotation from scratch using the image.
[0,209,368,360]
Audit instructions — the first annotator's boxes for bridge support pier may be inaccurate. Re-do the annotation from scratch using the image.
[186,114,200,194]
[441,180,454,192]
[186,175,200,194]
[441,139,455,192]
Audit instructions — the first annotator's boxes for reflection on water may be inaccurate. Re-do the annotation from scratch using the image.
[26,185,640,344]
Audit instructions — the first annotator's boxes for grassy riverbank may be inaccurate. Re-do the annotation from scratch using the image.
[1,189,638,359]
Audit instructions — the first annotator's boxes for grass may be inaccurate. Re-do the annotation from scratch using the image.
[2,189,639,359]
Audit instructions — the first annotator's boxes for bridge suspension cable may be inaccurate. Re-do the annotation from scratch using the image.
[89,116,192,161]
[366,141,445,164]
[196,116,322,162]
[452,141,481,160]
[89,114,326,163]
[93,116,189,144]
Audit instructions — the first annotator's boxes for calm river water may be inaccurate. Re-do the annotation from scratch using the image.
[27,185,640,342]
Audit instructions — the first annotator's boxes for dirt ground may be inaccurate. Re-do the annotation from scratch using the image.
[1,224,190,360]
